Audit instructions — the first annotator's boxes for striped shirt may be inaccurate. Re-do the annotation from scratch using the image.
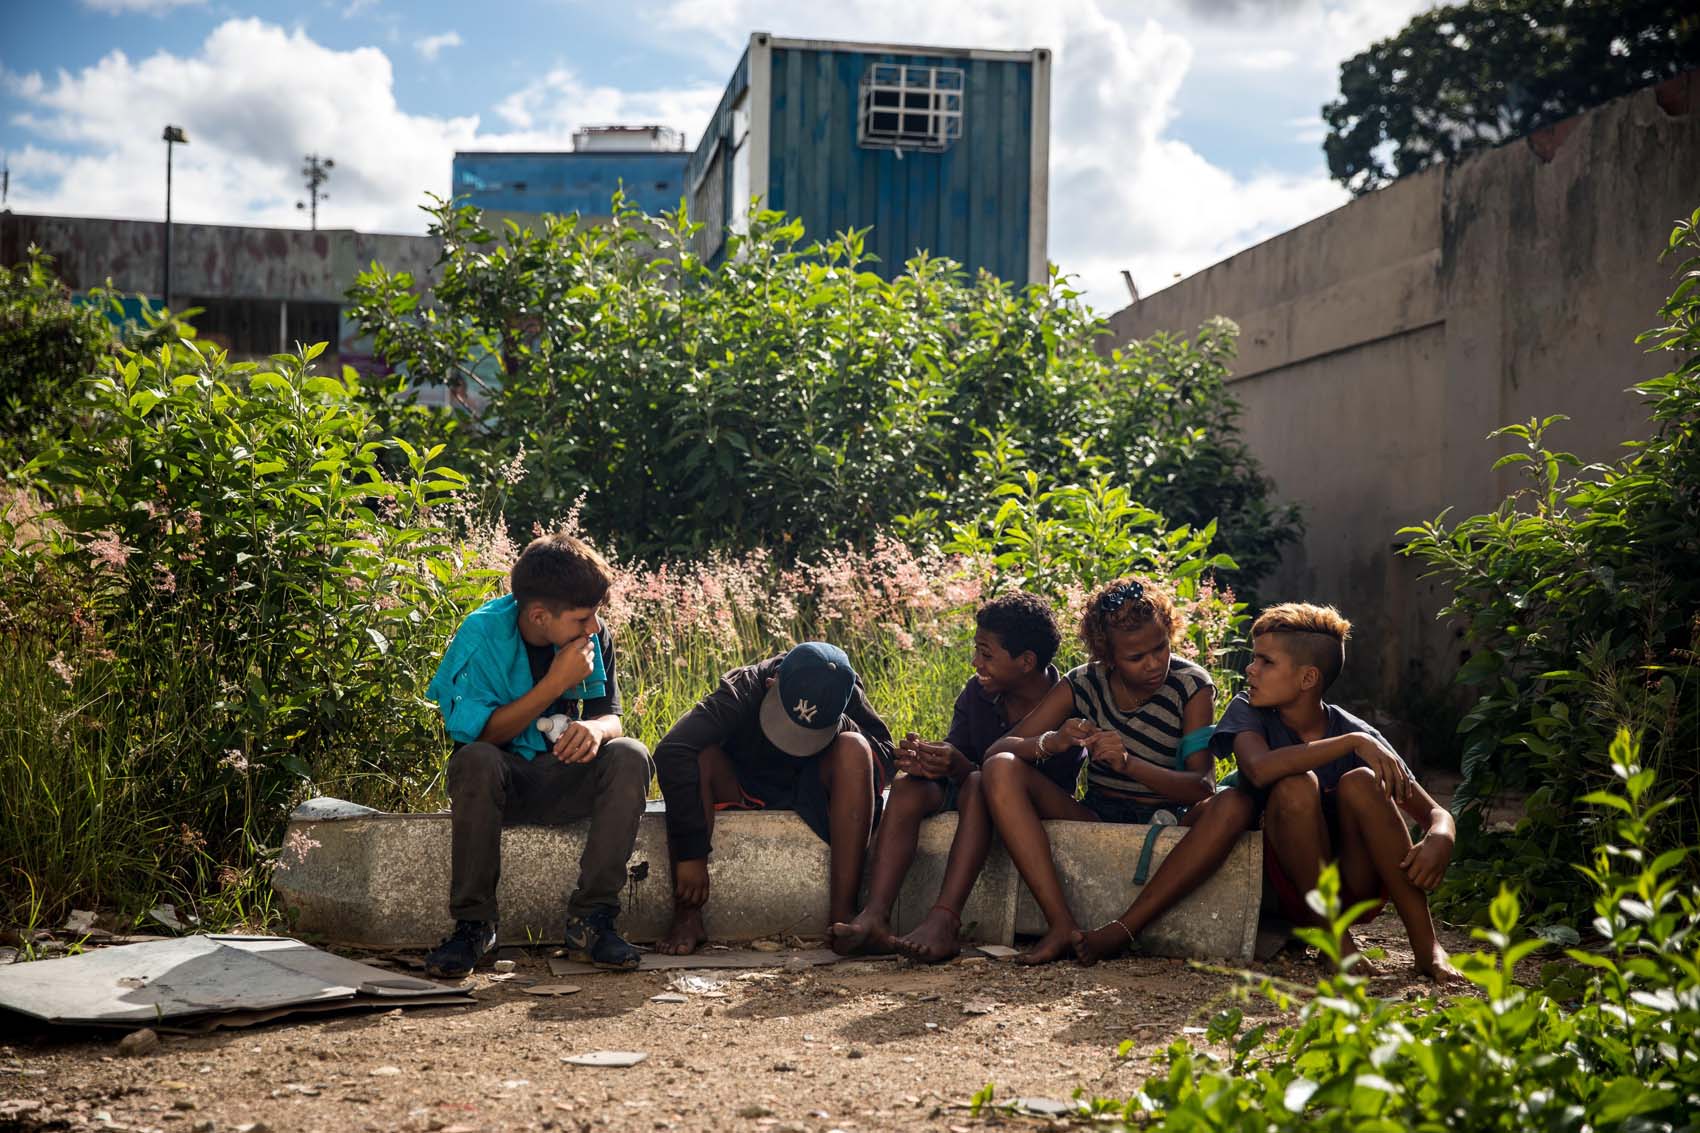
[1065,657,1214,803]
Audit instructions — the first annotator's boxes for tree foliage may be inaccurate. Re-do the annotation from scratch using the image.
[347,196,1299,595]
[1323,0,1700,194]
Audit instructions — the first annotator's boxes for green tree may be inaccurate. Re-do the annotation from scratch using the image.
[1324,0,1700,195]
[347,197,1299,594]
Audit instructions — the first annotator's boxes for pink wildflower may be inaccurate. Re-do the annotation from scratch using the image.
[153,562,177,594]
[48,652,76,685]
[86,533,130,570]
[274,829,323,873]
[219,749,250,773]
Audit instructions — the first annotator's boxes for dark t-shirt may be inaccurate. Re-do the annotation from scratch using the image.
[653,653,897,861]
[522,625,622,725]
[1210,691,1385,803]
[942,669,1084,796]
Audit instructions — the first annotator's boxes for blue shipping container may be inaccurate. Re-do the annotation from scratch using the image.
[686,33,1051,286]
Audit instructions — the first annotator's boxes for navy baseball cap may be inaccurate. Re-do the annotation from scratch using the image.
[759,642,857,757]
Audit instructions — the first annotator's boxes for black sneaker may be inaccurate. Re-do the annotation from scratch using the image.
[562,907,641,971]
[424,919,497,978]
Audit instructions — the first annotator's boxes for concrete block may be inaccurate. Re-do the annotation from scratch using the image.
[274,799,1262,961]
[1012,821,1262,961]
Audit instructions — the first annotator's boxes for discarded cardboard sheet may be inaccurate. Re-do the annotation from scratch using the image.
[0,934,469,1028]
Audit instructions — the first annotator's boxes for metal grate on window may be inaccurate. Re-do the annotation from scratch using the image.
[858,64,964,151]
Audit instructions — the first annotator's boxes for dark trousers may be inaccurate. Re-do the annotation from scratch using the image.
[447,737,652,923]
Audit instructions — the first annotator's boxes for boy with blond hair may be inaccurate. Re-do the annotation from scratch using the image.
[1215,602,1462,984]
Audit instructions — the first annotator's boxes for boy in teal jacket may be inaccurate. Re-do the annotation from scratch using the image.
[424,533,650,976]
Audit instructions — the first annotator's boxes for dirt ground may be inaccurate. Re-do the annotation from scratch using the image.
[0,917,1475,1133]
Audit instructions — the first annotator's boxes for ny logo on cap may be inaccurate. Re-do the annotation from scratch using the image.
[793,698,818,723]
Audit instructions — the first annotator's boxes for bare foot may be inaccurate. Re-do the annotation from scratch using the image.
[828,908,895,956]
[656,906,707,956]
[1418,945,1467,988]
[893,907,961,964]
[1338,928,1381,976]
[1015,927,1077,965]
[1072,921,1136,966]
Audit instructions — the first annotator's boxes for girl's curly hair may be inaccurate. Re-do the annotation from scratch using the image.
[1078,576,1179,665]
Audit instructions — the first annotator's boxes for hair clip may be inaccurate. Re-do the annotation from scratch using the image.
[1099,579,1145,615]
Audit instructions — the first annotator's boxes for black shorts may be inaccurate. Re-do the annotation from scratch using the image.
[1079,786,1184,825]
[718,746,885,845]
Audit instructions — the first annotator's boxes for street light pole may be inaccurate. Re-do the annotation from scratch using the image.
[162,125,188,311]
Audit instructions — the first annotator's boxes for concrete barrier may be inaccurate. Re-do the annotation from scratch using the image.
[274,798,1263,961]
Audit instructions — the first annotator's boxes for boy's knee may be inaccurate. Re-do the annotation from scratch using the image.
[447,742,505,795]
[1211,787,1256,826]
[1265,771,1320,817]
[829,731,874,764]
[888,774,941,815]
[599,737,653,792]
[957,769,984,801]
[1335,766,1387,810]
[980,752,1020,791]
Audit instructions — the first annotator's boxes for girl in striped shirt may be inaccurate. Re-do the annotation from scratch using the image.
[983,577,1255,964]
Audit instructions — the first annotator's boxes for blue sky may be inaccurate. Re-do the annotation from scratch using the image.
[0,0,1432,309]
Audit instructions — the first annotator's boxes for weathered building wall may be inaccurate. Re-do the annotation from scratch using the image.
[1105,73,1700,709]
[0,212,440,368]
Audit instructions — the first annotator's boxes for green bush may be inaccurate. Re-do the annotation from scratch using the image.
[0,248,116,472]
[2,338,487,919]
[976,731,1699,1130]
[1398,207,1700,924]
[346,198,1298,594]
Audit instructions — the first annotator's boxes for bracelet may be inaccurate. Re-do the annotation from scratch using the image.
[1036,730,1058,760]
[1105,919,1136,948]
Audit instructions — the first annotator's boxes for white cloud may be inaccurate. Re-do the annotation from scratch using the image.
[2,18,715,234]
[413,31,462,62]
[80,0,205,12]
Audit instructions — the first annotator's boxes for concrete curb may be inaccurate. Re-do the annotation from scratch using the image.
[274,799,1262,961]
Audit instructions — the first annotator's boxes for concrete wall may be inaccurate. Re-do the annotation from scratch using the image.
[0,212,440,371]
[0,213,440,302]
[1103,73,1700,711]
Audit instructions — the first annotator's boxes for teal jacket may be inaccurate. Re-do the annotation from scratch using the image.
[427,594,607,759]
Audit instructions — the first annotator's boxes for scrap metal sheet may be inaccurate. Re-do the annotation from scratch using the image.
[0,935,465,1027]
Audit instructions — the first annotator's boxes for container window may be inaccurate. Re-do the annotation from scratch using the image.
[858,64,964,151]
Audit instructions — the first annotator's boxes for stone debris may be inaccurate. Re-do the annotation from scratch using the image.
[492,959,516,974]
[117,1028,160,1057]
[522,983,583,997]
[561,1051,649,1068]
[961,999,999,1015]
[649,993,688,1003]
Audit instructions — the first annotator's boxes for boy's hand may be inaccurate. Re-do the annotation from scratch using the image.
[1352,733,1414,802]
[902,739,955,779]
[1400,831,1454,891]
[674,859,710,907]
[552,720,600,763]
[547,634,596,693]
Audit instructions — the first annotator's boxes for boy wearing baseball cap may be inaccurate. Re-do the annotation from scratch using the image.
[652,642,896,956]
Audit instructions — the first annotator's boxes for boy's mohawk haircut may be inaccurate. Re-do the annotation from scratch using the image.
[1252,602,1352,692]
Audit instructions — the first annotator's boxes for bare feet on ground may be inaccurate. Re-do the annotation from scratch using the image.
[1339,928,1382,976]
[656,907,707,956]
[1014,927,1077,965]
[1072,922,1135,966]
[1417,944,1467,988]
[828,909,895,956]
[892,908,961,963]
